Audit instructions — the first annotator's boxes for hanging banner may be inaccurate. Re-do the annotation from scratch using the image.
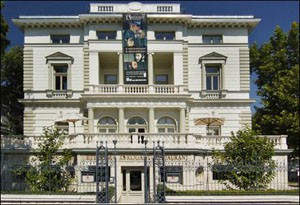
[123,14,147,84]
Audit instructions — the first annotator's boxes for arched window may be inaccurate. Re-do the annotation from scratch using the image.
[98,116,117,133]
[55,121,69,134]
[127,116,147,133]
[157,116,176,133]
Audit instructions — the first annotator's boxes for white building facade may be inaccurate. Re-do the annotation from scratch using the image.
[2,2,291,203]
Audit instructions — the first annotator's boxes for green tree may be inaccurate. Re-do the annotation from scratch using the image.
[212,128,276,190]
[1,1,10,56]
[24,126,73,192]
[1,46,24,134]
[250,22,299,156]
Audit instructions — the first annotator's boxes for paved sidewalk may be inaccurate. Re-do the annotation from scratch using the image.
[166,195,299,204]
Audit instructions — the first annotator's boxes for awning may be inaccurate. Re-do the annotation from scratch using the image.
[194,117,224,126]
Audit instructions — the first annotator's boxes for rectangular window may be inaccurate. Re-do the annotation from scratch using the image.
[207,126,221,136]
[160,166,183,183]
[51,35,70,44]
[155,74,168,84]
[81,166,110,183]
[104,74,117,84]
[54,65,68,90]
[155,32,175,40]
[203,35,222,44]
[97,31,117,40]
[206,66,220,91]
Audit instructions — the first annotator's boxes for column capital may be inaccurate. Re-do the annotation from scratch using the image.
[147,52,154,56]
[117,52,123,55]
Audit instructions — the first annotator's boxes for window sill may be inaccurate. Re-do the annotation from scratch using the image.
[200,90,227,99]
[46,89,73,98]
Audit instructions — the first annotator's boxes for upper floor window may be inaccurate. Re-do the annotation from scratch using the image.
[98,116,117,133]
[54,65,68,90]
[155,32,175,40]
[206,66,220,91]
[104,74,117,84]
[55,121,69,134]
[157,116,176,133]
[206,125,221,136]
[97,31,117,40]
[155,74,168,84]
[203,35,222,44]
[50,35,70,44]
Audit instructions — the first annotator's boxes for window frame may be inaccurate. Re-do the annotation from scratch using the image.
[202,35,223,44]
[206,125,221,136]
[96,31,117,40]
[155,74,169,84]
[50,34,70,44]
[206,66,220,91]
[97,116,117,133]
[160,166,183,184]
[157,116,177,133]
[53,64,68,91]
[155,31,175,40]
[55,121,69,135]
[104,74,118,84]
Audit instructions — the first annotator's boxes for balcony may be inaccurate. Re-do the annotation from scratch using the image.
[1,134,288,151]
[86,84,187,95]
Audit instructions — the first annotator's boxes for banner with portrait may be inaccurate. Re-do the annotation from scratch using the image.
[123,14,147,84]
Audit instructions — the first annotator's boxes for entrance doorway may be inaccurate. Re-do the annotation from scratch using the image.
[120,166,149,204]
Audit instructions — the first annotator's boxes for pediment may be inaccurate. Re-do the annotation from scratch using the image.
[199,52,227,64]
[46,52,74,63]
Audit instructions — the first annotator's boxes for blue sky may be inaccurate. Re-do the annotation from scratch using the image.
[2,1,299,113]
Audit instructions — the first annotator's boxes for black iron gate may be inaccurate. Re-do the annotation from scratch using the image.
[96,141,109,203]
[153,141,166,203]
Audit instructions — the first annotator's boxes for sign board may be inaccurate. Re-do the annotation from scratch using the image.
[123,14,148,84]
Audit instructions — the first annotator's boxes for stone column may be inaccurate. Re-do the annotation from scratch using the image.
[221,63,225,90]
[148,107,155,133]
[118,107,124,133]
[148,53,154,85]
[201,63,206,90]
[118,52,123,85]
[48,64,53,89]
[88,108,94,133]
[67,63,72,89]
[179,108,185,133]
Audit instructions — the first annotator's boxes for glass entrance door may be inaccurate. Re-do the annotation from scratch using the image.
[121,167,144,203]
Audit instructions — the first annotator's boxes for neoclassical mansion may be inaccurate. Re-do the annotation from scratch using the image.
[2,2,290,203]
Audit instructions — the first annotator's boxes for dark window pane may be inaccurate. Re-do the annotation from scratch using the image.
[97,31,116,40]
[206,67,219,73]
[203,36,211,44]
[203,35,222,44]
[206,77,211,90]
[55,66,68,73]
[62,76,67,90]
[122,169,126,191]
[104,75,117,84]
[155,75,168,84]
[213,76,219,90]
[55,76,61,90]
[130,171,141,191]
[155,32,175,40]
[51,35,70,44]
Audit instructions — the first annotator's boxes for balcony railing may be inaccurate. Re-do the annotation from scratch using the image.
[87,84,186,95]
[1,134,288,151]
